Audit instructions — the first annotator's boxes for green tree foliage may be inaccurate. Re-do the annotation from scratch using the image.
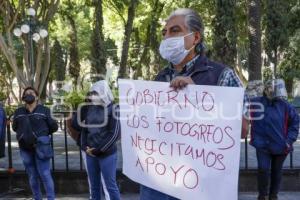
[118,0,139,79]
[262,66,273,82]
[1,0,300,103]
[104,37,119,66]
[0,55,10,102]
[275,1,300,96]
[235,0,249,83]
[90,0,106,77]
[0,54,18,103]
[60,0,81,85]
[278,30,300,96]
[49,39,67,83]
[133,0,165,80]
[51,0,92,60]
[0,0,60,95]
[263,0,290,75]
[212,0,237,68]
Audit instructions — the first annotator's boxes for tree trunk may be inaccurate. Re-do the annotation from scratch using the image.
[68,15,81,86]
[212,0,237,68]
[273,48,278,77]
[91,0,106,79]
[236,50,247,84]
[0,0,60,98]
[3,75,19,104]
[248,0,262,81]
[130,28,141,79]
[118,0,138,79]
[285,78,293,98]
[148,1,164,80]
[38,37,52,95]
[264,0,289,80]
[137,0,164,80]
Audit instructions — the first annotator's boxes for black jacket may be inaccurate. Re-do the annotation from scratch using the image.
[155,55,227,84]
[250,96,299,154]
[12,104,58,141]
[77,103,120,157]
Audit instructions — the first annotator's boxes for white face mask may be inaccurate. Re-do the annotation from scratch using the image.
[159,32,194,65]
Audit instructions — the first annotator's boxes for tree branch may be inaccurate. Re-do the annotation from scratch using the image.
[34,42,43,89]
[3,75,19,103]
[22,37,31,80]
[0,0,5,8]
[33,0,39,10]
[0,35,28,88]
[43,0,60,24]
[104,0,126,25]
[38,37,51,94]
[8,0,24,31]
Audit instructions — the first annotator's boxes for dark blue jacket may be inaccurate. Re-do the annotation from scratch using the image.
[155,55,227,84]
[0,105,6,158]
[12,104,58,147]
[250,96,299,154]
[77,103,120,157]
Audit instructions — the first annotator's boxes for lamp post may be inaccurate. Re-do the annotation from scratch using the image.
[13,8,48,87]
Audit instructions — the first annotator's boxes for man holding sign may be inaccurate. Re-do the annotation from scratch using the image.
[119,8,246,200]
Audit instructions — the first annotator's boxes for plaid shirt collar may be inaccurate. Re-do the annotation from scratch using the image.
[167,55,200,79]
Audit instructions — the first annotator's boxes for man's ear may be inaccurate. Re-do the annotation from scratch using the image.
[193,32,201,45]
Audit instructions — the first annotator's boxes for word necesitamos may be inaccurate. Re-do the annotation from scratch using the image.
[131,132,226,171]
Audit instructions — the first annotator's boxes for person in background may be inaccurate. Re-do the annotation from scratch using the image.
[249,79,299,200]
[12,87,58,200]
[74,80,120,200]
[0,102,6,158]
[140,8,247,200]
[66,91,110,200]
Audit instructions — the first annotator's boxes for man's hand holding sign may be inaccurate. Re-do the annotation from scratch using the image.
[118,7,247,200]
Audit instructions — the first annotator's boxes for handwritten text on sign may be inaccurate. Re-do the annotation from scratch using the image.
[118,79,244,200]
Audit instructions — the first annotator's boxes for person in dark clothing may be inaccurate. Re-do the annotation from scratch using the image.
[12,87,58,200]
[66,92,111,200]
[249,79,299,200]
[0,103,6,158]
[75,80,120,200]
[140,8,247,200]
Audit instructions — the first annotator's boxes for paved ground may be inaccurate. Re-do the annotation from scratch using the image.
[238,192,300,200]
[1,192,300,200]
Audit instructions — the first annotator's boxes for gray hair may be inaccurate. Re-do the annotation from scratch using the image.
[166,8,204,42]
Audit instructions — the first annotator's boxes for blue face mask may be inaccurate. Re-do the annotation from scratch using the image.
[159,32,195,65]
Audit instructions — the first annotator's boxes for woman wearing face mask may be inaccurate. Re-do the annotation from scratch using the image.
[249,79,299,200]
[78,80,120,200]
[12,87,58,200]
[67,91,111,200]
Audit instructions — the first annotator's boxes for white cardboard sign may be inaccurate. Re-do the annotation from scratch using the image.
[118,79,244,200]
